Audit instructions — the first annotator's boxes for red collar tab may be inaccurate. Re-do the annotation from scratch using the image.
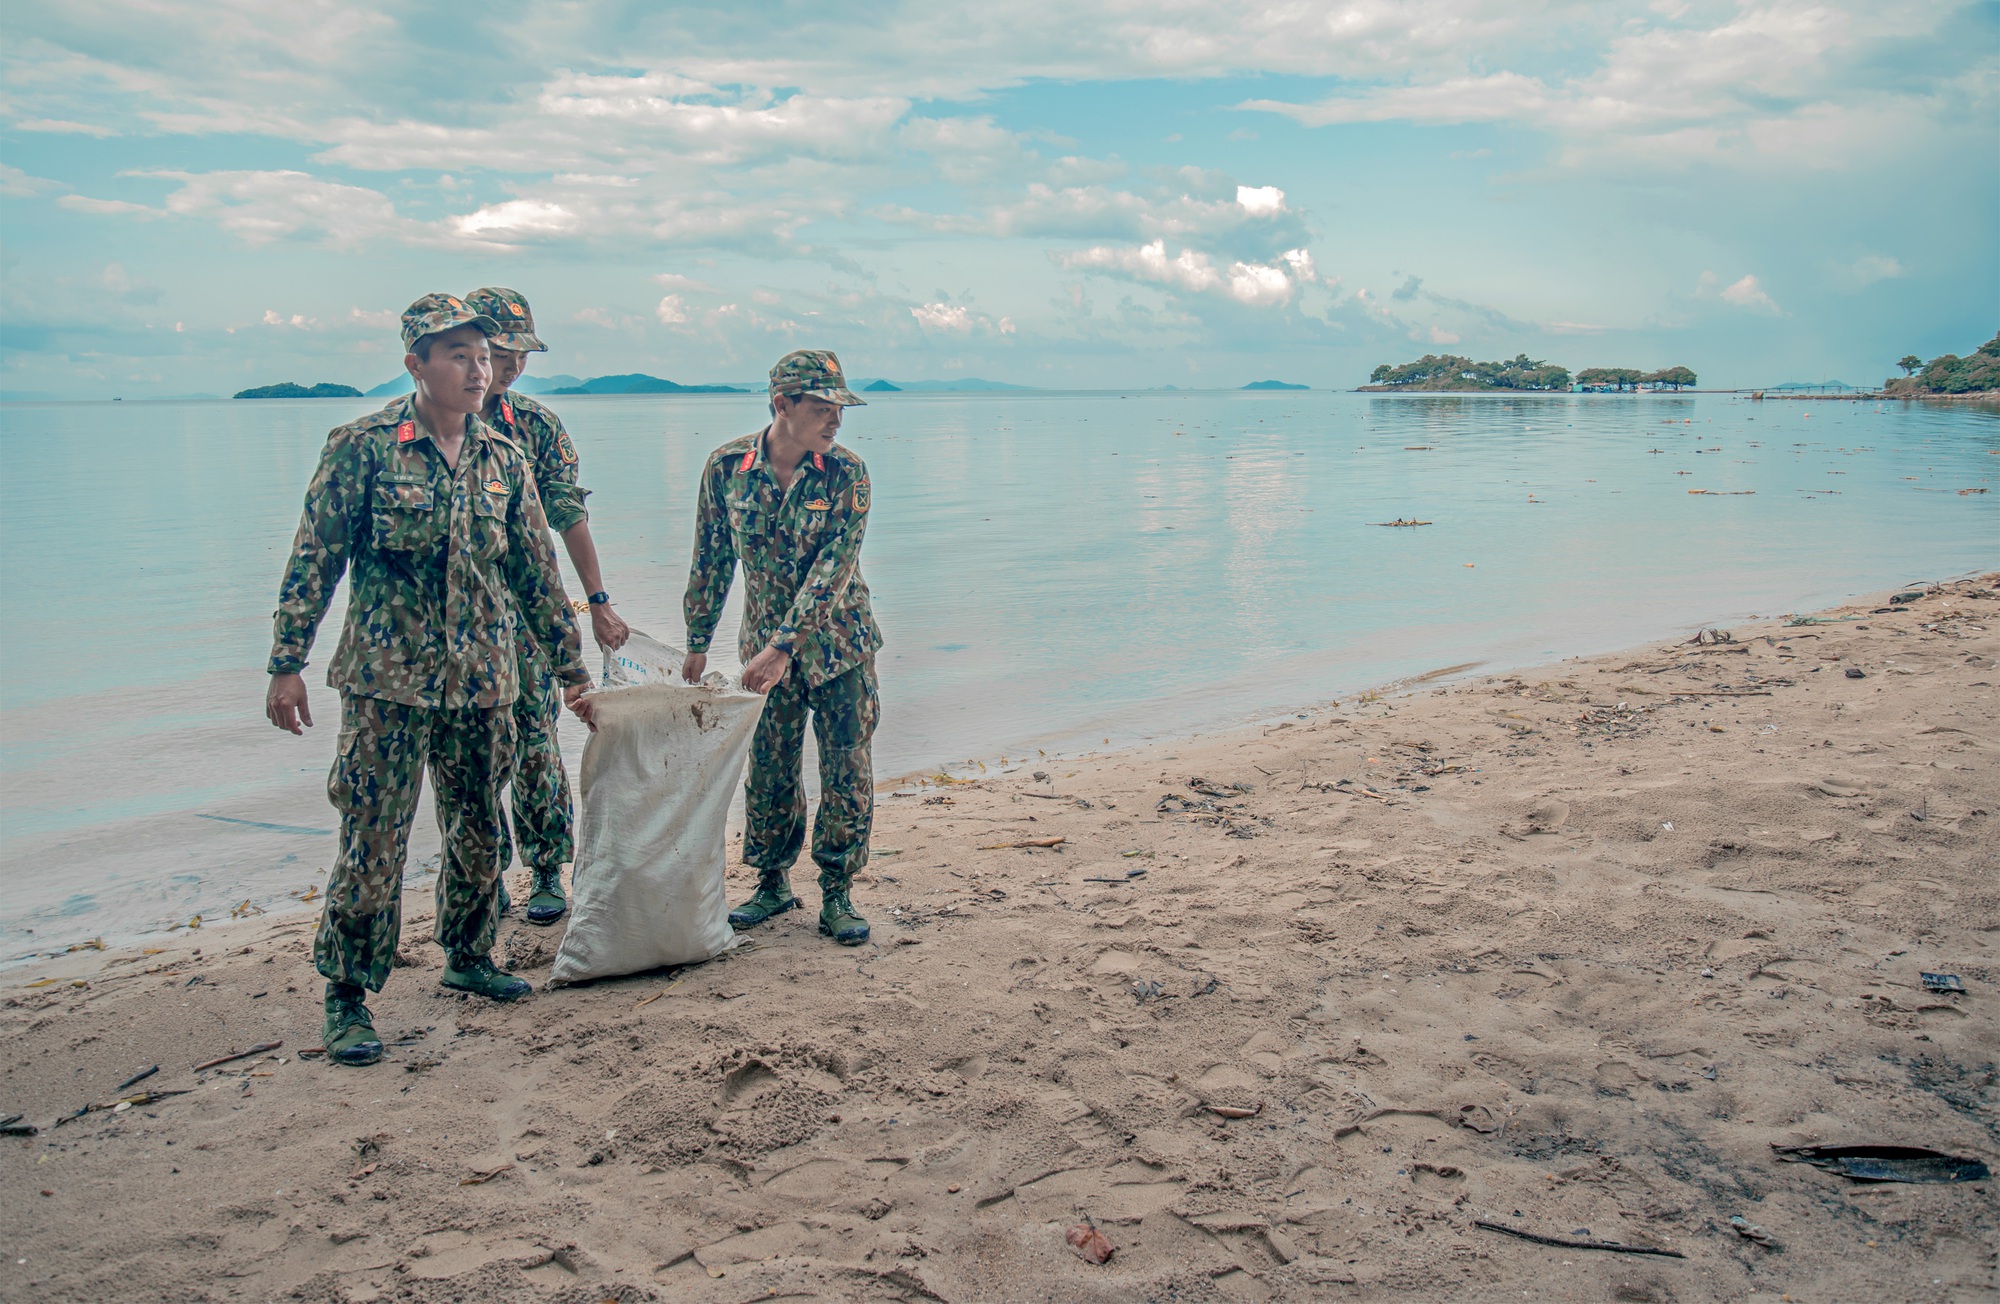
[396,421,417,443]
[812,451,826,472]
[739,446,758,473]
[499,399,514,425]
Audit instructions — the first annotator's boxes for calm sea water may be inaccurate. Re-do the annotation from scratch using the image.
[2,391,1995,957]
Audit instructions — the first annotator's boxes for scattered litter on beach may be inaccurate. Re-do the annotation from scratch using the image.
[193,1041,282,1073]
[1472,1219,1685,1258]
[1729,1215,1778,1248]
[54,1089,193,1127]
[977,837,1065,850]
[114,1066,159,1092]
[1065,1218,1114,1264]
[1920,972,1966,994]
[0,1114,37,1137]
[1772,1143,1991,1184]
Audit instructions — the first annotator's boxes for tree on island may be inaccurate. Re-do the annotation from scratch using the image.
[1643,366,1697,390]
[1884,331,2000,395]
[1575,367,1642,392]
[1367,353,1571,391]
[1897,355,1923,377]
[233,381,364,399]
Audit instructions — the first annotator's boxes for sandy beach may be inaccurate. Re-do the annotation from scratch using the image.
[3,575,1994,1303]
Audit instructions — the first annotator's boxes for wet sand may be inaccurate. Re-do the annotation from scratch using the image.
[3,575,1995,1303]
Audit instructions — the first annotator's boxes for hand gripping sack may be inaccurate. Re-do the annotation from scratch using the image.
[550,631,765,983]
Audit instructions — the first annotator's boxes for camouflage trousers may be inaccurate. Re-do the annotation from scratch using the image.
[313,693,515,992]
[743,659,878,893]
[504,645,574,874]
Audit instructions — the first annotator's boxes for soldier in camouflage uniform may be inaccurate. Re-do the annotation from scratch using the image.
[265,293,592,1067]
[464,287,630,927]
[681,350,882,946]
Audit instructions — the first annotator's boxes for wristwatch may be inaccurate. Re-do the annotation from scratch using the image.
[587,591,611,605]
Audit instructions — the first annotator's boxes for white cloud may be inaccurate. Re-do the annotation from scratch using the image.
[1235,184,1284,214]
[1236,2,1977,171]
[261,309,315,329]
[150,169,429,248]
[1058,238,1313,307]
[1,164,64,198]
[911,302,974,333]
[1696,270,1783,314]
[451,199,580,240]
[656,294,690,325]
[14,118,118,136]
[348,307,398,329]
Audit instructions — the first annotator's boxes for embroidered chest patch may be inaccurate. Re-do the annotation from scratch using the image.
[483,479,508,495]
[803,498,831,512]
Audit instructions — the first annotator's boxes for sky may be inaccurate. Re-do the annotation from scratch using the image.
[2,0,1995,399]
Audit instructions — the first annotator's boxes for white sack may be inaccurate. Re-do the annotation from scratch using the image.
[550,631,765,984]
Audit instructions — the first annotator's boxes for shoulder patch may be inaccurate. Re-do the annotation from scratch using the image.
[558,431,578,465]
[852,479,870,513]
[396,421,417,443]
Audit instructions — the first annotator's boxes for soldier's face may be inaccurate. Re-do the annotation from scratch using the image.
[782,395,842,450]
[489,347,526,394]
[407,326,492,416]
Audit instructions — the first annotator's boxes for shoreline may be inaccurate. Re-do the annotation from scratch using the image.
[5,575,1996,1301]
[12,570,1982,968]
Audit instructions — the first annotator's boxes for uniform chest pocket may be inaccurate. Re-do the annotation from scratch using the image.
[371,477,439,552]
[726,495,771,542]
[469,486,510,561]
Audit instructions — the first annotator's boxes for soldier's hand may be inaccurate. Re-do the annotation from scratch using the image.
[681,652,707,684]
[266,673,312,735]
[589,603,630,652]
[741,647,793,694]
[564,683,597,732]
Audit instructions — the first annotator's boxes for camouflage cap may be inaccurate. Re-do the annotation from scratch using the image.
[463,286,547,353]
[769,349,865,406]
[401,293,498,352]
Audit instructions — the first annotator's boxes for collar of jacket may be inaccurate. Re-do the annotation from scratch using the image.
[391,394,486,450]
[739,427,828,476]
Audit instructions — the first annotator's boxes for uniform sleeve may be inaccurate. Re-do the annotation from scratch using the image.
[682,458,735,655]
[502,471,589,687]
[268,432,363,675]
[530,409,590,535]
[769,468,869,658]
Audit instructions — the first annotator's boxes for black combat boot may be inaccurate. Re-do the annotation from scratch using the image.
[818,887,870,946]
[440,953,531,1002]
[524,866,567,925]
[728,867,799,930]
[323,981,383,1067]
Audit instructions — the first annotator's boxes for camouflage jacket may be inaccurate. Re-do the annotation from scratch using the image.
[482,391,589,534]
[684,430,882,687]
[268,395,589,709]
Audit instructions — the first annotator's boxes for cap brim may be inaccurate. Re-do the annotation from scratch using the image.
[489,331,547,352]
[800,386,866,407]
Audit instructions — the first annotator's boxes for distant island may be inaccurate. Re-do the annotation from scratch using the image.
[1241,380,1308,390]
[1360,353,1696,392]
[547,374,746,395]
[233,382,363,399]
[1885,330,2000,396]
[862,379,902,392]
